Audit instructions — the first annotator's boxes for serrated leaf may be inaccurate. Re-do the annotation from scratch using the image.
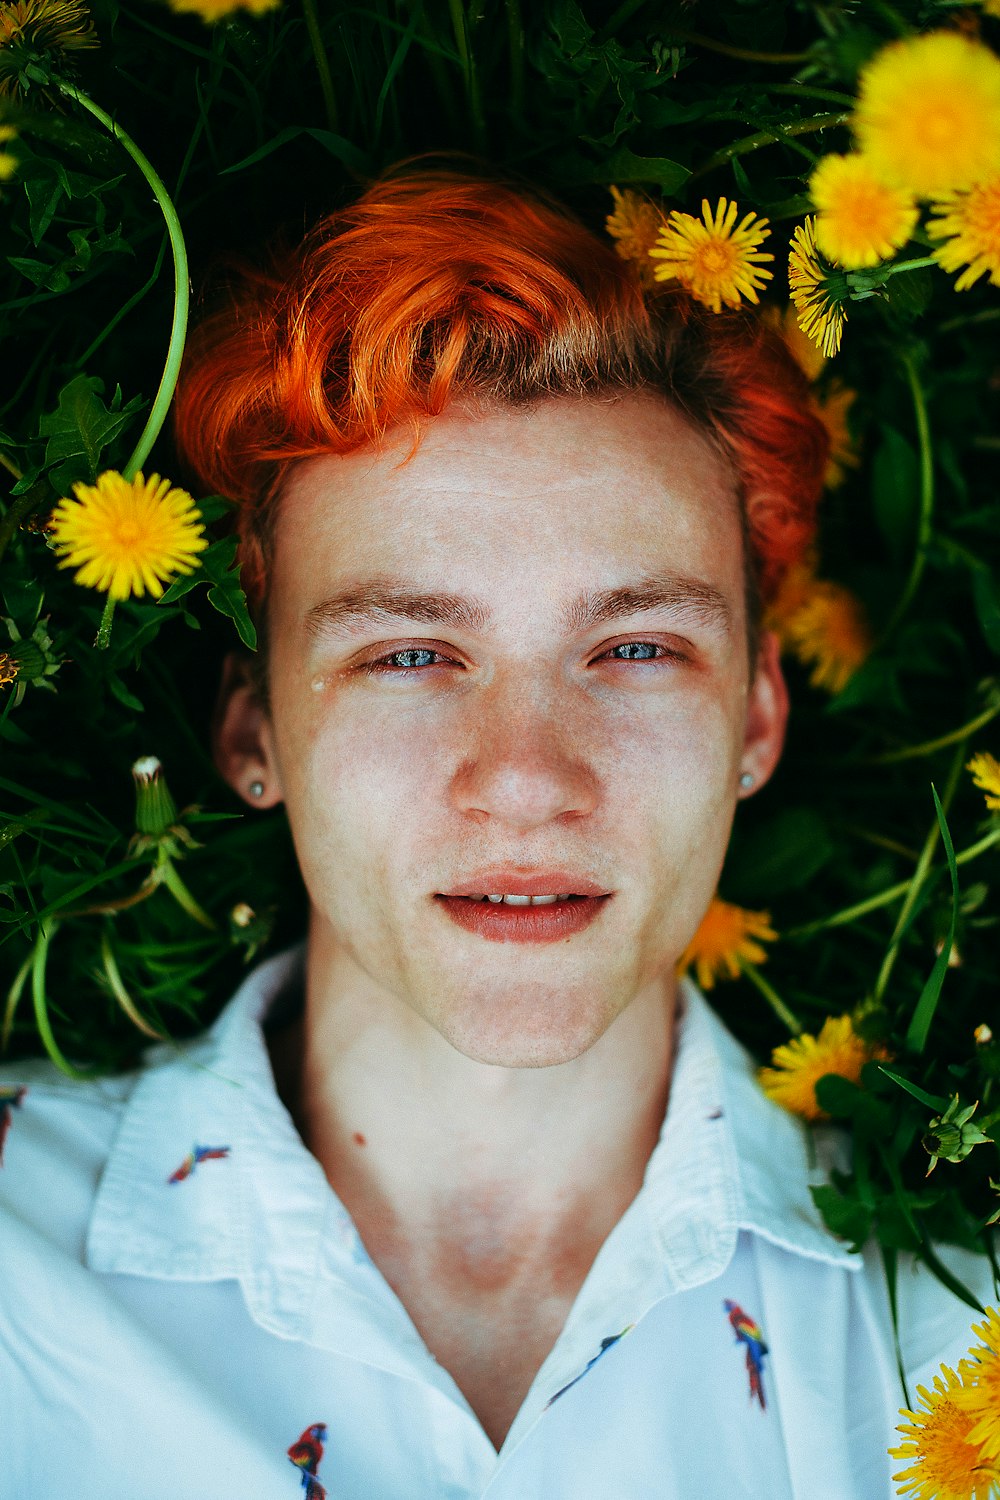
[38,375,143,490]
[160,536,256,650]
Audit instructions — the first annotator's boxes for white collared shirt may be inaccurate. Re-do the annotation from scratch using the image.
[1,944,993,1499]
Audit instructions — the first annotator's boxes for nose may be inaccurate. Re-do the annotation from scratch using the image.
[448,677,600,829]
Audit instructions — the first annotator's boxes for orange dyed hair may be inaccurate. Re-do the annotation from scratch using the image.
[173,162,827,629]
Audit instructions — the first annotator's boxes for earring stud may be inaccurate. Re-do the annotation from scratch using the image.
[249,780,265,799]
[739,772,754,790]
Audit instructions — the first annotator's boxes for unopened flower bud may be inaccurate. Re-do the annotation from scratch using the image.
[975,1023,993,1046]
[132,756,178,837]
[923,1095,991,1175]
[230,902,255,929]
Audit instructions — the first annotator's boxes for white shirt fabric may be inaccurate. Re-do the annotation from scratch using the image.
[1,942,994,1499]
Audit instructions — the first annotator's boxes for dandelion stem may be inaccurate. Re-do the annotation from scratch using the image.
[691,112,849,180]
[739,960,802,1035]
[158,857,215,930]
[669,31,812,65]
[100,928,167,1040]
[301,0,339,132]
[0,452,22,481]
[30,921,95,1080]
[877,355,934,644]
[55,83,189,485]
[873,744,965,1006]
[2,951,32,1052]
[861,698,1000,764]
[786,824,1000,938]
[95,594,116,651]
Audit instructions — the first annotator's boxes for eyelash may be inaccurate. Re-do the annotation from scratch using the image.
[360,642,689,676]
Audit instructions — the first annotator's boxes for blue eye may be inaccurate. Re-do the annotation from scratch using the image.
[364,648,440,672]
[608,642,659,661]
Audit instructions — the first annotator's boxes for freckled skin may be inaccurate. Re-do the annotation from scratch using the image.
[215,390,789,1450]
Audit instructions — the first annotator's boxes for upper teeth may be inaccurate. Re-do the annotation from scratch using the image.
[477,893,573,904]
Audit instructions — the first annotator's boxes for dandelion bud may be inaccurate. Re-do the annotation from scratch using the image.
[976,1024,994,1046]
[923,1096,991,1175]
[230,902,255,929]
[132,756,178,837]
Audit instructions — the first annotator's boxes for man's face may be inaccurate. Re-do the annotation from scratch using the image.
[218,392,787,1067]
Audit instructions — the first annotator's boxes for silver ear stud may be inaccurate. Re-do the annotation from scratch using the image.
[739,772,754,790]
[249,780,265,799]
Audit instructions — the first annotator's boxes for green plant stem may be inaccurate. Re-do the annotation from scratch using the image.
[691,112,849,180]
[55,82,189,485]
[448,0,485,149]
[2,951,32,1051]
[94,595,116,651]
[301,0,339,132]
[505,0,525,120]
[669,30,812,64]
[872,745,966,1006]
[598,0,647,36]
[767,83,856,107]
[0,452,21,480]
[786,825,1000,939]
[877,356,934,644]
[739,960,802,1035]
[31,921,95,1079]
[100,928,167,1040]
[158,857,215,930]
[861,700,1000,765]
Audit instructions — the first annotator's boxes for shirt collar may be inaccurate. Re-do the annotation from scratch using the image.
[86,943,858,1331]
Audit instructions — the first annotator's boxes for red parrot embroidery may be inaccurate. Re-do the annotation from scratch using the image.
[287,1422,328,1499]
[0,1085,26,1166]
[167,1144,231,1183]
[724,1299,769,1410]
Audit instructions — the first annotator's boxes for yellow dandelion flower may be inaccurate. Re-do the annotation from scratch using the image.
[854,31,1000,199]
[0,0,97,101]
[0,123,17,181]
[48,470,209,601]
[955,1308,1000,1462]
[758,1014,889,1122]
[781,578,871,695]
[809,153,918,269]
[788,217,847,358]
[815,381,860,489]
[605,186,665,289]
[648,197,773,315]
[677,897,777,991]
[164,0,280,21]
[967,750,1000,810]
[890,1364,999,1500]
[928,175,1000,290]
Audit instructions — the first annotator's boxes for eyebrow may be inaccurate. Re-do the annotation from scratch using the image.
[303,573,733,641]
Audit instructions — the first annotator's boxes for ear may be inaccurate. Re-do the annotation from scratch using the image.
[738,630,789,798]
[212,652,285,808]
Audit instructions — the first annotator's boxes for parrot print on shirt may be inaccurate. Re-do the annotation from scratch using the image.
[167,1144,231,1183]
[723,1299,769,1410]
[287,1423,328,1499]
[0,1085,26,1166]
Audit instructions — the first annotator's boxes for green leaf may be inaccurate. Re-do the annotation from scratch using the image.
[160,536,256,650]
[221,126,369,178]
[810,1183,872,1252]
[871,426,919,572]
[905,785,961,1055]
[972,568,1000,656]
[727,807,834,898]
[38,375,144,492]
[877,1064,949,1115]
[590,146,690,192]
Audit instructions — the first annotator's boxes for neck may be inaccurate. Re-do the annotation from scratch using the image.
[267,928,678,1252]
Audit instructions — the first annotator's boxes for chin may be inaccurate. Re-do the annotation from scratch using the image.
[432,1000,618,1069]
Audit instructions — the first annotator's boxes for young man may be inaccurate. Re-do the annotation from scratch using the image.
[1,166,992,1498]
